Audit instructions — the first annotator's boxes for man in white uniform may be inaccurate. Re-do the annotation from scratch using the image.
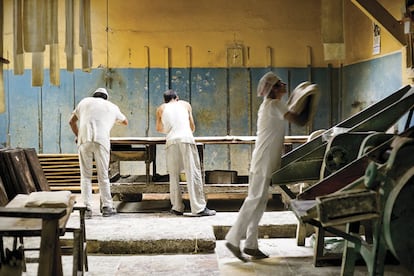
[225,72,307,261]
[69,88,128,218]
[156,89,215,216]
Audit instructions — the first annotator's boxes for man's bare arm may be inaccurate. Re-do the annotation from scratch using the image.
[117,118,129,126]
[155,105,165,133]
[181,101,195,132]
[69,113,79,136]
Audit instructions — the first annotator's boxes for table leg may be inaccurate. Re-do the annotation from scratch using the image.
[296,221,307,246]
[38,218,63,276]
[196,143,204,183]
[146,145,157,184]
[0,236,4,262]
[152,145,157,181]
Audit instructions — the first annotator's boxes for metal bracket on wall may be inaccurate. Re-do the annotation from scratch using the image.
[266,47,273,68]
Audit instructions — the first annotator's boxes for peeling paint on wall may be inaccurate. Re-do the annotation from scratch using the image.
[0,53,404,173]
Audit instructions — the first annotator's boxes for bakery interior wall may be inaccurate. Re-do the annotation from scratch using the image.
[0,0,408,175]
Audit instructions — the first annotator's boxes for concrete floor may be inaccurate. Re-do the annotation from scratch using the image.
[10,193,413,276]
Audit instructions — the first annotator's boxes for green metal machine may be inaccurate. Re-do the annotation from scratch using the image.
[271,85,414,275]
[315,134,414,275]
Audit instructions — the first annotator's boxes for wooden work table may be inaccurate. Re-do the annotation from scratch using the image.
[110,136,308,181]
[110,135,309,145]
[0,194,75,276]
[109,136,309,196]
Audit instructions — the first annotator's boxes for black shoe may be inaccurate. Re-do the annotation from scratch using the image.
[102,206,117,217]
[225,242,248,262]
[243,248,269,259]
[169,209,184,216]
[196,208,216,216]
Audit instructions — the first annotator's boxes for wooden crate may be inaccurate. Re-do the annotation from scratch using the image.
[205,170,238,184]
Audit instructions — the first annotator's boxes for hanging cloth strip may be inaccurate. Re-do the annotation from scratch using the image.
[79,0,92,72]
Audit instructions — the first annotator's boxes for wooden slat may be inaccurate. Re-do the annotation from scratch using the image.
[49,186,99,192]
[3,149,37,194]
[38,154,98,192]
[24,148,50,192]
[110,182,282,194]
[0,177,8,206]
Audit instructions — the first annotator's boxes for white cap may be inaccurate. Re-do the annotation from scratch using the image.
[257,72,280,97]
[93,87,108,98]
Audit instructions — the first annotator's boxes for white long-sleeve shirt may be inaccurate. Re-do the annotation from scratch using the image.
[250,98,288,178]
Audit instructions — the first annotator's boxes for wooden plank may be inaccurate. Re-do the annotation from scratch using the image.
[0,206,66,219]
[49,186,99,192]
[316,190,379,226]
[110,182,281,194]
[110,135,308,145]
[37,153,98,191]
[40,162,81,165]
[351,0,406,46]
[42,168,82,171]
[0,148,17,199]
[44,177,82,180]
[0,177,8,206]
[24,148,50,192]
[4,149,37,194]
[43,171,82,175]
[38,154,78,158]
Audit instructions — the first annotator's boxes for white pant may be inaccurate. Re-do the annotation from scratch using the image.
[166,142,206,214]
[78,142,113,209]
[225,172,270,249]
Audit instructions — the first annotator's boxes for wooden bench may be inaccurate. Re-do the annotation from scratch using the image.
[0,194,73,276]
[0,148,88,275]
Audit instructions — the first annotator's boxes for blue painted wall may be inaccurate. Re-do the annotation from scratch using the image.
[0,52,406,174]
[342,52,405,130]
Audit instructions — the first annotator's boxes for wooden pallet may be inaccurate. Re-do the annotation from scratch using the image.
[37,154,99,193]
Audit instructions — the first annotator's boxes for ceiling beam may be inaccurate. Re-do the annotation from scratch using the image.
[351,0,406,46]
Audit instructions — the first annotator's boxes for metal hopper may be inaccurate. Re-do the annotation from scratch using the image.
[272,85,414,199]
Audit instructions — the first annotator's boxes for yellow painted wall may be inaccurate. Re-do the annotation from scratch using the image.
[103,0,324,68]
[1,0,407,69]
[344,0,405,64]
[3,0,324,69]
